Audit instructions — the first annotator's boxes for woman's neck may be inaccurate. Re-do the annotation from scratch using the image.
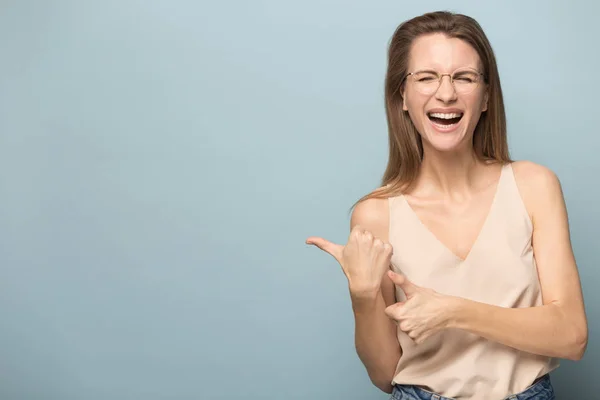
[417,149,488,198]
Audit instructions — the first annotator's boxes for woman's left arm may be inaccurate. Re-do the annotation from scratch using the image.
[450,162,588,360]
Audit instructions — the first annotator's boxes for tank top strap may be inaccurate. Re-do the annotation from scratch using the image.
[494,162,533,231]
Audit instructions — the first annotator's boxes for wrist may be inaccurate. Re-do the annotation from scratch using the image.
[445,296,468,329]
[349,287,381,313]
[348,284,380,300]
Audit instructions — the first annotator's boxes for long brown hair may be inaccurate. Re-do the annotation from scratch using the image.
[352,11,511,209]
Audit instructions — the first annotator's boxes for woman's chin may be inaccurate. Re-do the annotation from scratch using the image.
[422,131,469,153]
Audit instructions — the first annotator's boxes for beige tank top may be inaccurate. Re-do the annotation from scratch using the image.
[388,163,559,399]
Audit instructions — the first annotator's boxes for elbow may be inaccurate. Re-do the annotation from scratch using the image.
[565,325,588,361]
[371,377,393,394]
[368,369,395,394]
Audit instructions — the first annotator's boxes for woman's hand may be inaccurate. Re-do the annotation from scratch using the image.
[384,270,456,344]
[306,225,394,297]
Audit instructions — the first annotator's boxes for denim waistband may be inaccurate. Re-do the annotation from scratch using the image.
[391,374,554,400]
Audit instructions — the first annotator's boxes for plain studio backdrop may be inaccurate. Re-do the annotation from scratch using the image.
[0,1,597,399]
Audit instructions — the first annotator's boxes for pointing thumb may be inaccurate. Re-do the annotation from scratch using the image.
[306,236,344,263]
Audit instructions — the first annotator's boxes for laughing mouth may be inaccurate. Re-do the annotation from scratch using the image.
[427,112,463,126]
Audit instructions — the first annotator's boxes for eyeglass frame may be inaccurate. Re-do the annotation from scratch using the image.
[400,67,487,95]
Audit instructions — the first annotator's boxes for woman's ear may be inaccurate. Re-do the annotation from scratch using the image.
[402,92,408,111]
[482,91,489,112]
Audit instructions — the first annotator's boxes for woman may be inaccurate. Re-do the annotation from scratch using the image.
[306,11,587,400]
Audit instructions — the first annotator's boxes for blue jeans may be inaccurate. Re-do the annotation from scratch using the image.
[391,374,554,400]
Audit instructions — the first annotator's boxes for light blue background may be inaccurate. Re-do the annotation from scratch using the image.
[0,1,597,399]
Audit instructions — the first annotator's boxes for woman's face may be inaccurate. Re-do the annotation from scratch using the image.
[402,33,488,154]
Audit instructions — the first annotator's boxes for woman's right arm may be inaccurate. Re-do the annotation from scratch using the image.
[349,198,402,393]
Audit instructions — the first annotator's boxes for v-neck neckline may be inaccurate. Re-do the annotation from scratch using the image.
[399,164,507,264]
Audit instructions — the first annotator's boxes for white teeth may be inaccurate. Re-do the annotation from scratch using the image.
[428,112,463,119]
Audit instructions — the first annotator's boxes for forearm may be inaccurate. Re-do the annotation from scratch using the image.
[351,291,401,393]
[451,298,587,360]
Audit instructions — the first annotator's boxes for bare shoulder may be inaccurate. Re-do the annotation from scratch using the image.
[511,160,560,186]
[350,196,390,241]
[511,160,565,223]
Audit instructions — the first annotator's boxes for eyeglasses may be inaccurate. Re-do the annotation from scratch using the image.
[403,68,485,95]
